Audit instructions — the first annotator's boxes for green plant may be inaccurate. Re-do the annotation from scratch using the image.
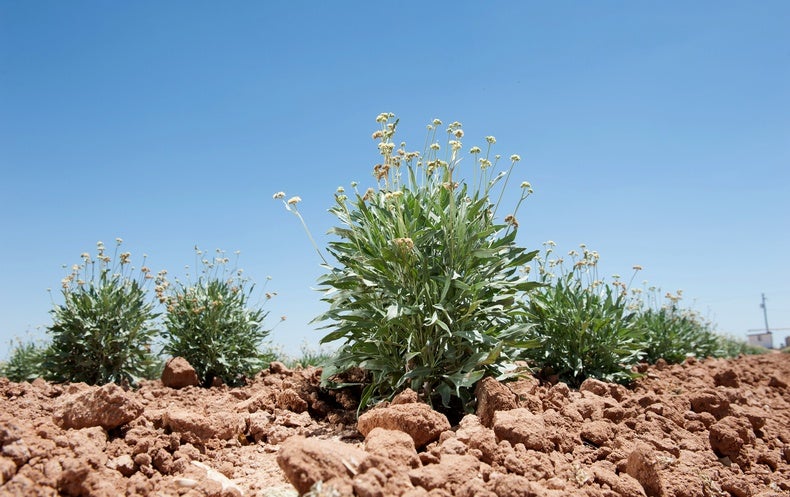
[0,338,48,382]
[160,248,276,387]
[282,342,336,368]
[522,244,644,385]
[635,288,721,363]
[42,239,160,385]
[716,335,766,357]
[278,114,540,409]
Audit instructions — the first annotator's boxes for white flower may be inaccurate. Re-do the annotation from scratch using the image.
[287,196,302,205]
[632,265,643,271]
[520,181,531,189]
[485,136,496,144]
[273,191,285,199]
[510,154,521,162]
[432,118,442,125]
[430,142,440,151]
[469,146,481,154]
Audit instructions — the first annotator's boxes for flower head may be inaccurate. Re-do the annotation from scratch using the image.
[287,196,302,205]
[510,154,521,162]
[272,192,285,199]
[485,136,496,144]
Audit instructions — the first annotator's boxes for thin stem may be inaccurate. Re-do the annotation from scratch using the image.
[292,208,330,267]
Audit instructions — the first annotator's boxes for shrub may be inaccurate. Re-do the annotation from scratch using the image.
[42,239,159,385]
[279,114,540,409]
[160,248,275,386]
[635,289,720,363]
[716,335,767,357]
[0,338,47,382]
[521,244,644,385]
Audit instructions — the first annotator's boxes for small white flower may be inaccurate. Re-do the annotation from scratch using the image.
[273,191,285,199]
[520,181,531,189]
[432,118,442,125]
[632,265,643,271]
[469,146,481,154]
[485,136,496,144]
[287,196,302,205]
[510,154,521,162]
[430,142,440,151]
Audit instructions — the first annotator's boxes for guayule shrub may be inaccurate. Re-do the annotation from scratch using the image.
[281,114,540,409]
[42,239,159,385]
[160,248,275,387]
[522,243,644,385]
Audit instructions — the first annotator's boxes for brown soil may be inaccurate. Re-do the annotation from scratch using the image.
[1,353,789,497]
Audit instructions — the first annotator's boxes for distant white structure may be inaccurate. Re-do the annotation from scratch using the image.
[747,331,772,349]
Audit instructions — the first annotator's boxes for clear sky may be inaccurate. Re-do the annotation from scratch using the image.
[2,1,789,359]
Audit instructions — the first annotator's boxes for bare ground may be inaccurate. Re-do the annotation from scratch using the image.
[0,352,788,496]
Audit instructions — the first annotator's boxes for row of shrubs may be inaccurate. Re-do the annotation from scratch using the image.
[1,242,280,387]
[0,114,767,414]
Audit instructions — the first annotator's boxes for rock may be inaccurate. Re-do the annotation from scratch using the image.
[163,409,246,441]
[357,403,450,448]
[392,388,420,405]
[689,389,730,420]
[768,374,787,388]
[488,473,542,497]
[475,377,518,428]
[408,454,479,493]
[713,368,740,388]
[106,454,136,477]
[579,377,610,397]
[626,442,666,497]
[269,361,290,375]
[276,388,308,413]
[592,464,646,497]
[277,436,367,495]
[161,357,200,389]
[709,416,755,459]
[54,383,143,430]
[580,419,617,446]
[365,428,420,469]
[492,408,554,452]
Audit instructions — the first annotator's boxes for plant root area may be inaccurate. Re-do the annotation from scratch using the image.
[1,353,789,497]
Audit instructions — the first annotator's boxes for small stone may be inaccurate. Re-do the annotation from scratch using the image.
[161,357,200,389]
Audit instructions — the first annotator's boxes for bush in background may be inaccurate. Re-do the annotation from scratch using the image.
[160,248,275,386]
[521,244,644,386]
[41,239,159,385]
[0,338,47,382]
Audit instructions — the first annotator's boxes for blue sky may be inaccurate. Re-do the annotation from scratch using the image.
[2,1,789,359]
